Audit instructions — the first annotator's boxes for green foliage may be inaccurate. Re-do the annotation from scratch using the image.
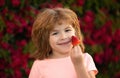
[0,0,120,78]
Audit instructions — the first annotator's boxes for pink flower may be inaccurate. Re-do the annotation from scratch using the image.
[11,0,20,7]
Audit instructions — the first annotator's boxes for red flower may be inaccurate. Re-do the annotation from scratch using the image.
[5,21,17,34]
[16,40,27,47]
[40,2,62,8]
[103,48,113,63]
[19,17,28,27]
[81,23,94,33]
[116,44,120,51]
[112,55,119,63]
[1,42,9,50]
[91,21,112,45]
[13,69,22,78]
[0,0,5,7]
[113,29,120,43]
[83,10,95,23]
[77,0,85,6]
[102,34,112,46]
[84,37,96,46]
[1,8,8,16]
[11,0,20,7]
[94,52,104,65]
[11,54,22,68]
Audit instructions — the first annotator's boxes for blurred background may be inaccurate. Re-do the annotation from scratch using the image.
[0,0,120,78]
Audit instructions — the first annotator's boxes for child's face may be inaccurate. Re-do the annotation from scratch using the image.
[49,22,75,58]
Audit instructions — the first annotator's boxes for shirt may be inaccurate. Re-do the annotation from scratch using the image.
[29,53,98,78]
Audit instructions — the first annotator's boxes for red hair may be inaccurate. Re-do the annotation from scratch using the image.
[31,8,84,60]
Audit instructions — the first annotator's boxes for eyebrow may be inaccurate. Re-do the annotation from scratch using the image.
[52,26,72,32]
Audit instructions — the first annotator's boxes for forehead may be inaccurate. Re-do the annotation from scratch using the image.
[54,24,73,30]
[53,21,73,29]
[48,13,75,32]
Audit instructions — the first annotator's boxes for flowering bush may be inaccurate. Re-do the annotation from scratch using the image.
[0,0,120,78]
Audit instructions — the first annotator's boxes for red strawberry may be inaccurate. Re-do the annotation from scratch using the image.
[72,36,80,46]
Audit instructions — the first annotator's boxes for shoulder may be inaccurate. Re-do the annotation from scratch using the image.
[32,58,56,67]
[33,59,47,65]
[83,52,95,67]
[83,52,95,64]
[33,59,42,65]
[83,52,93,59]
[83,53,98,75]
[31,60,41,68]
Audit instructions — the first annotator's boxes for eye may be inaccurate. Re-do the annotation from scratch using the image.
[65,29,71,32]
[52,32,58,35]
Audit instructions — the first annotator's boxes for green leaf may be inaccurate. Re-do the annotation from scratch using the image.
[2,34,13,43]
[23,41,36,54]
[0,15,6,31]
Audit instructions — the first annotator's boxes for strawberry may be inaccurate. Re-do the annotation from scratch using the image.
[72,36,80,46]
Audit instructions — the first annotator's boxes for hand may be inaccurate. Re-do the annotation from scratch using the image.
[70,45,84,65]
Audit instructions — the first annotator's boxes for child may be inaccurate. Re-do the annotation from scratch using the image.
[29,7,98,78]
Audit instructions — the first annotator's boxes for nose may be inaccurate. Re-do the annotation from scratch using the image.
[60,32,67,40]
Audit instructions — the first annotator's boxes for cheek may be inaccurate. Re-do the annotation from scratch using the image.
[49,36,53,44]
[49,36,57,44]
[69,30,76,36]
[71,28,76,35]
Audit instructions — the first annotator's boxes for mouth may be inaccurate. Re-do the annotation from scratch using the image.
[58,40,71,45]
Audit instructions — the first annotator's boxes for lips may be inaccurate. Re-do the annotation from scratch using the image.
[57,40,71,45]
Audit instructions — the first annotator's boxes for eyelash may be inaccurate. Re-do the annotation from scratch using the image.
[52,32,58,35]
[51,29,72,35]
[65,29,71,32]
